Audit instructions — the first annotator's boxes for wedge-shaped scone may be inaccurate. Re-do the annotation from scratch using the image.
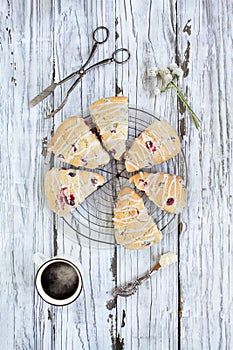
[113,187,162,249]
[48,117,110,169]
[89,96,128,160]
[45,167,104,216]
[130,172,186,214]
[125,120,181,172]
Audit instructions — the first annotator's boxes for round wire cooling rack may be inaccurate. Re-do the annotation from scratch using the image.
[62,106,188,248]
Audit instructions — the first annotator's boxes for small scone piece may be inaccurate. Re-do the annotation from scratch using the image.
[125,120,181,172]
[48,117,110,169]
[89,96,128,160]
[129,172,186,214]
[113,187,162,249]
[44,167,104,216]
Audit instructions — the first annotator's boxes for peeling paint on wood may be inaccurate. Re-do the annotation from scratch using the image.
[178,85,189,115]
[183,19,192,36]
[181,40,191,77]
[114,334,125,350]
[110,250,117,280]
[180,118,186,139]
[115,82,123,95]
[121,309,126,328]
[106,298,117,310]
[41,136,48,158]
[47,309,52,320]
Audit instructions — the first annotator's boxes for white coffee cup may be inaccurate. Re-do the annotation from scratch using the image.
[34,253,83,306]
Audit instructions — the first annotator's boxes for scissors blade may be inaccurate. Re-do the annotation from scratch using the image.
[44,74,83,119]
[30,83,58,107]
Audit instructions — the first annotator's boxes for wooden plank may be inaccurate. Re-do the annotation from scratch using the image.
[49,1,117,349]
[177,0,233,349]
[0,0,55,349]
[115,1,180,349]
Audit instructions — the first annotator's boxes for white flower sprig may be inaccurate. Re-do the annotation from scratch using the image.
[148,63,201,130]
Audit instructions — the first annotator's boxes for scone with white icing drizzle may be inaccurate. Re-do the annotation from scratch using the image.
[89,96,128,160]
[48,117,110,169]
[125,120,181,172]
[113,187,162,249]
[45,167,104,216]
[129,172,186,214]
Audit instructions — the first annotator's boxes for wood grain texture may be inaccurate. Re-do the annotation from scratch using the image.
[46,1,118,350]
[115,1,180,349]
[0,0,232,349]
[1,0,54,349]
[177,0,233,349]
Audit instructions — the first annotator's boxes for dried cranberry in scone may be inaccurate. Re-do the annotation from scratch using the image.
[109,148,116,156]
[44,168,105,217]
[71,144,77,152]
[89,96,128,160]
[129,172,186,214]
[145,140,157,152]
[139,179,148,187]
[67,194,75,206]
[91,178,98,186]
[68,172,76,177]
[113,187,162,250]
[166,197,175,206]
[125,120,181,171]
[84,119,90,127]
[48,117,110,169]
[81,158,88,166]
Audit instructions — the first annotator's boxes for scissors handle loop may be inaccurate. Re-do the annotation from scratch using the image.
[93,26,109,44]
[112,48,131,64]
[31,26,131,116]
[82,27,109,70]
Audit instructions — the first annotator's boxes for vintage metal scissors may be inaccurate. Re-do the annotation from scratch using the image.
[30,26,130,118]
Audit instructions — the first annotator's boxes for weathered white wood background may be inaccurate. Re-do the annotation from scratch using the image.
[1,0,232,349]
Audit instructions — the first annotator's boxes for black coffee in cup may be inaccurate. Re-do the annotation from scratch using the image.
[41,261,80,300]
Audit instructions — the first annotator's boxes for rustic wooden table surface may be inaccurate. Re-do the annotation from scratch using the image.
[1,0,232,349]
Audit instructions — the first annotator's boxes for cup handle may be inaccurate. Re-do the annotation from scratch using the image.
[33,253,48,268]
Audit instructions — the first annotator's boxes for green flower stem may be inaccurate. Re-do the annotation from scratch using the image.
[168,81,201,130]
